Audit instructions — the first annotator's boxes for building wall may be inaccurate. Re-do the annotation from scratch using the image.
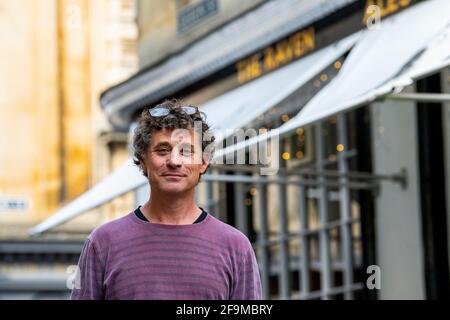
[56,0,138,235]
[56,0,92,203]
[88,0,138,227]
[370,85,425,299]
[0,0,138,238]
[0,0,62,232]
[137,0,266,69]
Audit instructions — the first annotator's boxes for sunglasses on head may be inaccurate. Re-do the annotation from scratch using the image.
[149,105,198,117]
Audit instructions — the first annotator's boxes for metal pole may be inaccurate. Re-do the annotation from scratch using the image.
[211,163,405,183]
[234,182,248,236]
[337,114,354,299]
[201,174,379,190]
[315,123,332,300]
[276,176,290,299]
[386,92,450,103]
[298,176,311,299]
[256,178,270,299]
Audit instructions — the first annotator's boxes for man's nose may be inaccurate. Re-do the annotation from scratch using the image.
[167,149,183,167]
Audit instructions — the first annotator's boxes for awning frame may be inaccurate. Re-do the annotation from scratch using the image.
[386,92,450,103]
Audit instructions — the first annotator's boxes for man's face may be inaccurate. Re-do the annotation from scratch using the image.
[142,128,208,195]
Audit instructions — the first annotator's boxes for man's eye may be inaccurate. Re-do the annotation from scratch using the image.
[157,148,170,154]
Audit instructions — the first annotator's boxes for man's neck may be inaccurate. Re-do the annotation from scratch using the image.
[141,189,202,225]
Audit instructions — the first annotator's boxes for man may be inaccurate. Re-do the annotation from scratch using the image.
[71,99,262,300]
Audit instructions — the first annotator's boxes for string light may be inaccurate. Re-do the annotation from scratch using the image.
[244,198,252,206]
[337,144,345,152]
[296,151,304,159]
[296,128,304,135]
[250,187,257,196]
[281,114,289,122]
[334,61,342,69]
[282,152,290,160]
[320,74,328,81]
[314,80,321,87]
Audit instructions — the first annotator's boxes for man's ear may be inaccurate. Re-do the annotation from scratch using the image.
[200,157,209,175]
[139,158,148,176]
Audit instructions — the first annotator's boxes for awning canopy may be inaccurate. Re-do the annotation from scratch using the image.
[29,159,147,236]
[277,0,450,133]
[201,31,360,138]
[392,24,450,85]
[214,0,450,159]
[100,0,356,130]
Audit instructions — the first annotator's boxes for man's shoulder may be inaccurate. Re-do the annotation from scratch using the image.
[207,215,252,250]
[87,212,133,245]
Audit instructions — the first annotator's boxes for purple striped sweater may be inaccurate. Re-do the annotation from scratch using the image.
[70,211,262,300]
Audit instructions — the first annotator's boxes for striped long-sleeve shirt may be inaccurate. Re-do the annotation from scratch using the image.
[70,210,262,300]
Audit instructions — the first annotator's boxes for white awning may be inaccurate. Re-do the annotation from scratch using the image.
[215,0,450,159]
[276,0,450,134]
[29,159,147,236]
[29,33,359,236]
[200,31,360,138]
[392,24,450,84]
[101,0,356,130]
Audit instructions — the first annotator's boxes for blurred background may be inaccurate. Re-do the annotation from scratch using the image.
[1,0,450,300]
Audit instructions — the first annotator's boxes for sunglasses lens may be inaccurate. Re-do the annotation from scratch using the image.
[149,105,197,117]
[149,107,170,117]
[182,106,197,115]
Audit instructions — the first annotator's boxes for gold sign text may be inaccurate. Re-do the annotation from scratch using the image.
[236,27,315,84]
[363,0,412,24]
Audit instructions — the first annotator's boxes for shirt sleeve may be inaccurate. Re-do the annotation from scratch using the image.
[230,245,262,300]
[70,238,105,300]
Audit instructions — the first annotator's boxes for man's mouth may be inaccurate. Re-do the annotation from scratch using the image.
[162,173,185,177]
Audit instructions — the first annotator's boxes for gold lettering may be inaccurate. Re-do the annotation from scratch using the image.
[249,54,262,79]
[303,28,315,53]
[264,47,278,71]
[377,0,388,17]
[289,32,301,57]
[236,54,262,83]
[236,60,248,83]
[274,41,294,66]
[289,28,315,59]
[237,27,315,81]
[275,44,286,65]
[284,41,293,62]
[363,0,376,23]
[363,0,412,24]
[399,0,411,7]
[386,0,399,12]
